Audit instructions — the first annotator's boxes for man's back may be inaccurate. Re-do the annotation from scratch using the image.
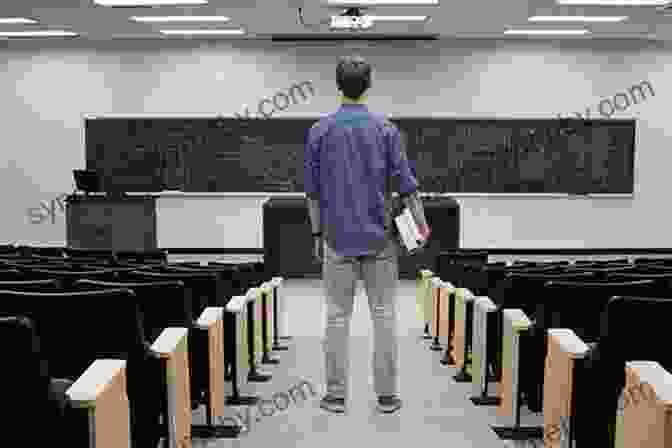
[305,103,419,257]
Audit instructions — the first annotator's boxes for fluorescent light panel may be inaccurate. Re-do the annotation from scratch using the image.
[0,30,78,37]
[326,0,439,5]
[160,28,245,35]
[556,0,668,5]
[0,17,38,24]
[529,15,627,21]
[94,0,207,6]
[368,15,429,21]
[131,16,230,22]
[504,29,590,34]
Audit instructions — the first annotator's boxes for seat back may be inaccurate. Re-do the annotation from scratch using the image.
[123,270,217,319]
[602,295,672,382]
[542,280,654,343]
[480,264,570,297]
[574,296,672,447]
[163,264,241,299]
[115,250,168,265]
[64,248,116,259]
[75,279,191,342]
[22,268,124,285]
[567,265,635,280]
[77,265,140,275]
[212,261,265,292]
[0,288,144,379]
[497,271,596,315]
[0,268,27,281]
[0,244,17,254]
[607,272,672,290]
[0,279,62,292]
[633,258,672,270]
[0,316,64,427]
[435,251,488,293]
[487,271,597,411]
[7,262,77,271]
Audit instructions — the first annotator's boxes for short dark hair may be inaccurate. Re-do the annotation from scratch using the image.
[336,55,371,100]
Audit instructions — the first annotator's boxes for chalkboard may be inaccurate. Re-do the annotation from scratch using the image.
[85,117,635,194]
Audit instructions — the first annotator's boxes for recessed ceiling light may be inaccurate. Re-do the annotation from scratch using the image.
[556,0,668,5]
[94,0,207,6]
[326,0,439,5]
[159,28,245,35]
[529,15,628,22]
[504,29,590,35]
[131,16,230,22]
[0,30,79,37]
[368,15,429,21]
[0,18,38,24]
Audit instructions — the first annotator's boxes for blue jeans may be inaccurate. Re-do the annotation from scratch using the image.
[322,237,399,400]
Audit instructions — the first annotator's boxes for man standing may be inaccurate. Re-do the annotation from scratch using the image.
[304,56,430,414]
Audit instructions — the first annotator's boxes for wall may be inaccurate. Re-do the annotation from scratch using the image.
[0,38,668,250]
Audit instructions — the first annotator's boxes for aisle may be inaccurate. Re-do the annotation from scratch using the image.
[195,279,543,448]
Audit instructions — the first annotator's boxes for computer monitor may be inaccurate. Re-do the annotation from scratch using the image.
[73,169,101,193]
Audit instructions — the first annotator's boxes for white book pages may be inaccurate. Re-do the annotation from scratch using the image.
[394,209,418,251]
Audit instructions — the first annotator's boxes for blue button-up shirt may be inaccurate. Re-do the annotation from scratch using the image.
[304,104,419,257]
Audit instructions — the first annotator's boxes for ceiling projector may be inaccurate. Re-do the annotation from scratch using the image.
[330,7,374,30]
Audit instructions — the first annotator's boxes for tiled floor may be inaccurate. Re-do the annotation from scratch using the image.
[189,278,544,448]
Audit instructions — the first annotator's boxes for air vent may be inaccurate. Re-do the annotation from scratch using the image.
[271,33,438,42]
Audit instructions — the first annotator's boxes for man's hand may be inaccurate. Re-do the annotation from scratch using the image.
[408,225,431,255]
[409,236,430,256]
[313,236,323,262]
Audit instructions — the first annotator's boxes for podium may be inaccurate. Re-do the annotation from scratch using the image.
[263,195,460,280]
[66,194,157,251]
[263,197,320,279]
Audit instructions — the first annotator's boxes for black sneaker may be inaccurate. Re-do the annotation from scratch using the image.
[319,395,345,413]
[377,395,402,413]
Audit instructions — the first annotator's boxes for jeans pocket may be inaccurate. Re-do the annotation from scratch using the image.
[372,238,398,260]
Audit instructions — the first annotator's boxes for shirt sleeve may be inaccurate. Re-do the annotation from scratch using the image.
[304,121,321,199]
[385,122,419,196]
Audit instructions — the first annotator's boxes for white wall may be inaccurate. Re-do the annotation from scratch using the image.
[0,39,668,249]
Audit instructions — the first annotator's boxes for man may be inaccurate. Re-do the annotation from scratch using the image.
[304,55,430,414]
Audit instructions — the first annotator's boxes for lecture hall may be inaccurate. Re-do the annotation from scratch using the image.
[1,0,670,447]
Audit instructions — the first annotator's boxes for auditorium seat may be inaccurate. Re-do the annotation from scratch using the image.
[0,315,131,448]
[575,296,672,447]
[19,268,125,285]
[0,279,62,292]
[633,257,672,266]
[30,253,68,263]
[532,280,658,446]
[567,265,635,280]
[0,244,17,254]
[573,258,630,266]
[5,262,81,271]
[115,250,168,265]
[0,268,26,281]
[123,270,236,381]
[74,279,243,439]
[607,271,672,288]
[16,245,66,258]
[0,288,188,448]
[620,361,672,447]
[161,264,249,373]
[486,271,596,412]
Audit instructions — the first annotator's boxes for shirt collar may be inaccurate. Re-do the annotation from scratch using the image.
[339,94,368,107]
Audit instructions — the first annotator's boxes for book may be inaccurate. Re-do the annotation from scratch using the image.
[394,207,429,253]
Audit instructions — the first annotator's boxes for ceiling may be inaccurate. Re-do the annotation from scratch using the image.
[2,0,672,41]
